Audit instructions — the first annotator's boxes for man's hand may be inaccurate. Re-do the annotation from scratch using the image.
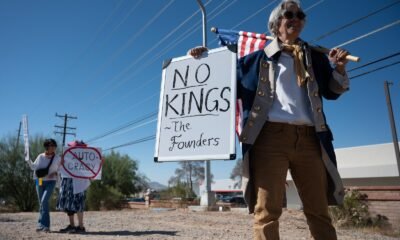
[328,48,349,75]
[188,46,208,59]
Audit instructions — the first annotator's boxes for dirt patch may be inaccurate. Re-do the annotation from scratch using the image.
[0,209,397,240]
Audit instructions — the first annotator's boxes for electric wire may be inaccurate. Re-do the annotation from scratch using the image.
[103,135,156,151]
[335,19,400,48]
[31,0,126,115]
[350,60,400,79]
[311,0,400,43]
[348,51,400,72]
[88,0,238,120]
[90,118,157,144]
[77,0,175,92]
[86,111,157,143]
[85,0,214,108]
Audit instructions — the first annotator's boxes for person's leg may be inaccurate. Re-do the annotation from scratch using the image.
[289,128,337,240]
[35,183,44,230]
[77,212,84,228]
[68,212,75,226]
[252,123,291,240]
[40,181,56,230]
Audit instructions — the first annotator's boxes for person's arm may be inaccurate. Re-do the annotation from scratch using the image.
[27,154,40,170]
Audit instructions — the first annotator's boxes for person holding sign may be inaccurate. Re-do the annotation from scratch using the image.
[57,140,91,233]
[190,0,349,239]
[26,138,61,232]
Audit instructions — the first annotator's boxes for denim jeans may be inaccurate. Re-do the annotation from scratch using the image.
[36,180,56,229]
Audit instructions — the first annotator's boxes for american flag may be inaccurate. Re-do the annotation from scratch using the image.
[215,28,269,136]
[215,28,269,58]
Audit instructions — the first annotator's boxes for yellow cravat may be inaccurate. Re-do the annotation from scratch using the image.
[282,43,310,87]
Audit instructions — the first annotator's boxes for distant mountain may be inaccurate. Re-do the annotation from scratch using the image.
[148,181,167,191]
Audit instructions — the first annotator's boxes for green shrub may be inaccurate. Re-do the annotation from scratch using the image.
[85,151,145,210]
[329,189,390,229]
[86,181,123,210]
[158,182,196,200]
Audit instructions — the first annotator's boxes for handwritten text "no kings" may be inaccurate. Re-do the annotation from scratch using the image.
[165,63,231,118]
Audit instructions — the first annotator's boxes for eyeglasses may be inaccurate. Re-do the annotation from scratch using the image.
[282,10,306,20]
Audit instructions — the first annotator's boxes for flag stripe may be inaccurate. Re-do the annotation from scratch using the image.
[215,28,270,136]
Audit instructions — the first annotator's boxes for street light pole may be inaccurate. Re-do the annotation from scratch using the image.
[384,81,400,176]
[196,0,214,208]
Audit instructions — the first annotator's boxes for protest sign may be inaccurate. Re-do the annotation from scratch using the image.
[154,47,236,162]
[22,115,30,162]
[61,146,103,179]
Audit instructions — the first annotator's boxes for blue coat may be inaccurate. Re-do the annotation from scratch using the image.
[237,38,349,213]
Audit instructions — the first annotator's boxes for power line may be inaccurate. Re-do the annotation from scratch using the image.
[118,0,237,78]
[232,0,278,30]
[110,92,159,121]
[99,74,161,112]
[99,0,144,46]
[31,0,126,116]
[311,0,400,43]
[85,1,214,108]
[209,0,324,46]
[125,0,232,78]
[303,0,325,12]
[85,0,237,120]
[103,118,157,140]
[350,60,400,79]
[78,0,175,89]
[348,51,400,72]
[103,135,156,151]
[335,19,400,48]
[86,111,157,143]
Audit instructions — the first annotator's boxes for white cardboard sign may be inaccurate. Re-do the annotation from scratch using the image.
[154,47,236,162]
[22,115,30,162]
[61,146,103,179]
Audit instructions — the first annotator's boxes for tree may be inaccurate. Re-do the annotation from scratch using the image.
[86,151,142,210]
[168,161,205,198]
[230,158,243,188]
[0,135,46,211]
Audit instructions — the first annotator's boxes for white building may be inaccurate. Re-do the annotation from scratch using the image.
[198,178,242,198]
[286,142,400,208]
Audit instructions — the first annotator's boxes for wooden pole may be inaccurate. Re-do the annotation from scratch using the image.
[210,27,360,62]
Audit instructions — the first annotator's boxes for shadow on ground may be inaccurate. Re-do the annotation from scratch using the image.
[60,230,179,236]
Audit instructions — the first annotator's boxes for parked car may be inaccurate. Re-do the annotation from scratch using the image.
[228,196,247,207]
[126,197,145,202]
[220,195,233,203]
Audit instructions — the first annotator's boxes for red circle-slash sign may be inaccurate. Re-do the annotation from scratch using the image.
[62,146,103,179]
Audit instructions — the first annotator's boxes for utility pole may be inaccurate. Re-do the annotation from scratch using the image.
[54,113,77,148]
[384,81,400,176]
[16,121,22,149]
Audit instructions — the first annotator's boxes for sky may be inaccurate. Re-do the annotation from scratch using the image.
[0,0,399,185]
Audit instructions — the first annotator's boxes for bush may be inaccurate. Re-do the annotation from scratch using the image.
[0,135,47,211]
[86,181,123,210]
[85,151,143,210]
[158,182,197,200]
[329,189,390,229]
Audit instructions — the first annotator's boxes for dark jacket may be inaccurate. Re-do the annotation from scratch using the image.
[237,38,349,213]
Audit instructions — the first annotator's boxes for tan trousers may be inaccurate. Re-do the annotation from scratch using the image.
[251,122,337,240]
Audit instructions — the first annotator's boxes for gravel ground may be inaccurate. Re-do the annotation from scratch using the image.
[0,209,398,240]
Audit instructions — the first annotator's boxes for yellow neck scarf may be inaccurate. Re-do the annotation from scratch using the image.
[282,43,310,87]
